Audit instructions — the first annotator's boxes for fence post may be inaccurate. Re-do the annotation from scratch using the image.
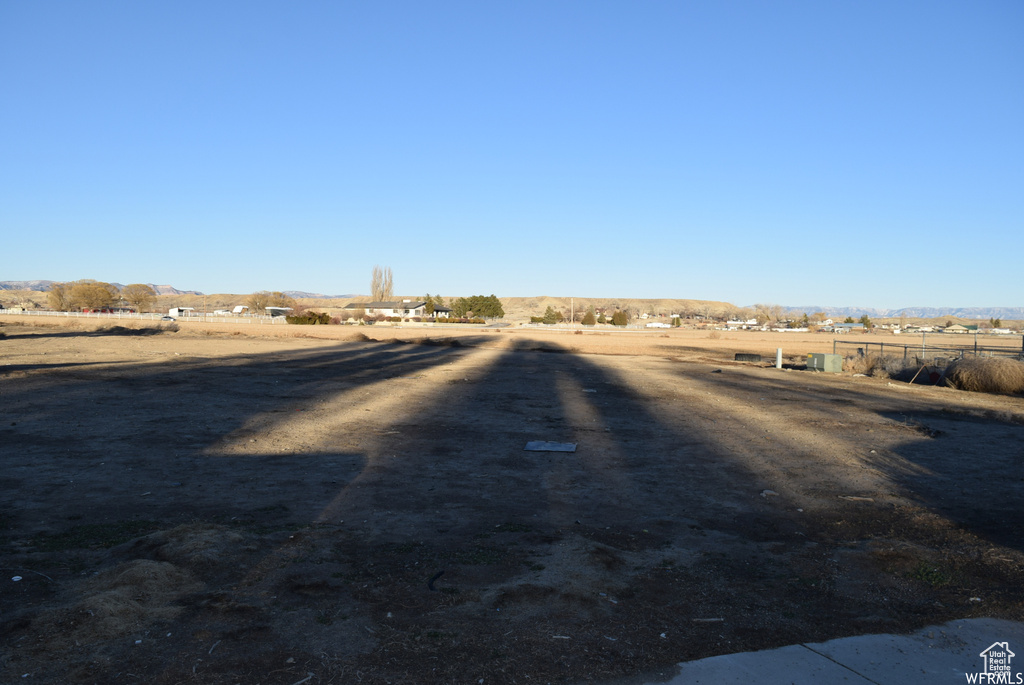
[832,340,836,354]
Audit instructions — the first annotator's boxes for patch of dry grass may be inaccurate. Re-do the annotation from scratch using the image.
[945,357,1024,394]
[843,354,919,380]
[137,523,245,568]
[32,560,202,647]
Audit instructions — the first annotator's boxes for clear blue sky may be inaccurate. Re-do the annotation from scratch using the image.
[2,1,1021,309]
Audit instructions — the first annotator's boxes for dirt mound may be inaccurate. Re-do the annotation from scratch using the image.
[132,523,246,568]
[32,560,202,647]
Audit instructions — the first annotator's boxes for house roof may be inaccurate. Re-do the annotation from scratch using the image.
[344,301,426,309]
[342,301,452,312]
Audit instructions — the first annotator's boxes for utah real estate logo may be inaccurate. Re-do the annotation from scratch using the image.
[967,642,1021,684]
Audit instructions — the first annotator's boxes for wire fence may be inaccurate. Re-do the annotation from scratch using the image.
[0,309,290,325]
[833,336,1024,363]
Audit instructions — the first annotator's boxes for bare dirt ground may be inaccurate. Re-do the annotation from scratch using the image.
[2,318,1023,684]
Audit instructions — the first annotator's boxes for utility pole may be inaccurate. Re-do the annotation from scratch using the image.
[571,297,574,330]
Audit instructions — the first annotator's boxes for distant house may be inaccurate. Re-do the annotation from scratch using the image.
[343,300,452,318]
[169,307,195,317]
[834,323,865,334]
[944,324,970,334]
[232,306,249,315]
[265,306,293,317]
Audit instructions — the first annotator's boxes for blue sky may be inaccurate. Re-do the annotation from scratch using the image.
[1,2,1021,308]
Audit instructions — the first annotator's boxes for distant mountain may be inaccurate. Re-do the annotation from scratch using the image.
[146,284,204,296]
[787,305,1024,320]
[283,291,358,299]
[0,280,203,296]
[0,280,56,291]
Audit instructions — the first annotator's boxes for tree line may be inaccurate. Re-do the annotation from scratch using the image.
[47,280,157,312]
[449,294,504,319]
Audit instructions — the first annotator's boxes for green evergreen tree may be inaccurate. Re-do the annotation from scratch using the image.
[542,306,562,324]
[581,306,596,326]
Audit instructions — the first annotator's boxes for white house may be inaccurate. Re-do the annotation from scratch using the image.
[343,300,452,318]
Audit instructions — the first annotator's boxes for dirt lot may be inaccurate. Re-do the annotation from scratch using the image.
[2,318,1023,684]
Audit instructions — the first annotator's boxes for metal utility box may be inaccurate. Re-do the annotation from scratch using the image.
[807,353,842,372]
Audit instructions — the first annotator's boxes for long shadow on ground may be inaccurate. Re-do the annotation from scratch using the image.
[2,335,1022,685]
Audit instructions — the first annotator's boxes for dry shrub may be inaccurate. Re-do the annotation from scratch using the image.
[842,354,918,380]
[707,330,721,339]
[945,357,1024,394]
[32,560,202,647]
[348,331,370,342]
[843,354,878,375]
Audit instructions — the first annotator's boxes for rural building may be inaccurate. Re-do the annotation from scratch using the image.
[943,324,970,334]
[265,306,293,317]
[343,300,452,318]
[833,323,865,333]
[169,307,195,317]
[232,305,249,314]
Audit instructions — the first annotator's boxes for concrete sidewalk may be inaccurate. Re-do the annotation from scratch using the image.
[658,617,1024,684]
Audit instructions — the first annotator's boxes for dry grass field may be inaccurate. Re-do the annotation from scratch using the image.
[2,316,1023,684]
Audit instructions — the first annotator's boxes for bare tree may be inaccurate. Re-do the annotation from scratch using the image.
[121,283,156,312]
[47,282,71,311]
[245,291,294,314]
[246,291,271,314]
[68,280,118,310]
[371,265,394,302]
